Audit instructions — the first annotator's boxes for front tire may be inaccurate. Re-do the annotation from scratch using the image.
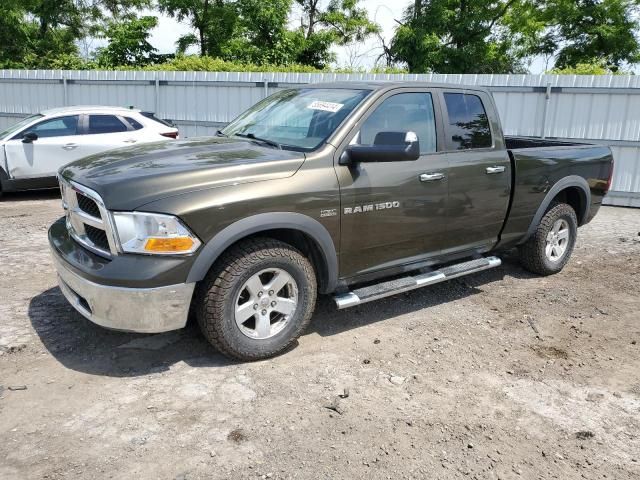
[195,237,317,361]
[518,202,578,276]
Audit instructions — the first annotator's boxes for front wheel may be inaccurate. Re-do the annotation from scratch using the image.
[518,202,578,276]
[195,237,317,361]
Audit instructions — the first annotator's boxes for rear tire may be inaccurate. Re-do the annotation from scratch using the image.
[195,237,317,361]
[518,202,578,276]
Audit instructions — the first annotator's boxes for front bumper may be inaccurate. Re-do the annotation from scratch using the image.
[49,219,196,333]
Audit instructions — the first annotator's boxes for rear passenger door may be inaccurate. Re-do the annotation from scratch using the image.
[439,91,511,254]
[76,114,141,156]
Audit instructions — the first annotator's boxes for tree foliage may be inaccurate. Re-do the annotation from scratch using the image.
[294,0,379,68]
[96,16,158,66]
[548,61,631,75]
[157,0,238,57]
[391,0,640,73]
[1,0,639,74]
[392,0,534,74]
[538,0,640,71]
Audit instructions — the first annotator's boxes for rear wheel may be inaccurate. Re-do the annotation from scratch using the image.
[518,202,578,276]
[195,237,317,361]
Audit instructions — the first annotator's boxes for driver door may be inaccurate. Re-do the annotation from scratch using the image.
[335,90,450,278]
[4,114,86,179]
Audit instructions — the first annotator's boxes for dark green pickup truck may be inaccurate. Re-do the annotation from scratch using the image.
[49,82,614,360]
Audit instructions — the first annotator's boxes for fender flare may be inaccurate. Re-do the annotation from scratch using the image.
[523,175,591,242]
[186,212,339,293]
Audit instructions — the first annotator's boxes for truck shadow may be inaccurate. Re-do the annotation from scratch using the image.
[28,253,534,377]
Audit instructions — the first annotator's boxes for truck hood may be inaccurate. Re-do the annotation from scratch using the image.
[60,137,306,210]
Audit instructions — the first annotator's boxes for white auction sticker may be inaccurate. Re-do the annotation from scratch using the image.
[307,100,344,113]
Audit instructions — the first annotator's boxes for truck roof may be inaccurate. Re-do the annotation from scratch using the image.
[300,81,489,93]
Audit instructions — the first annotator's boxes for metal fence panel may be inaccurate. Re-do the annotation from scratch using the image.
[0,69,639,206]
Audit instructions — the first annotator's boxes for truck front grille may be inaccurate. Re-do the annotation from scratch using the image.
[84,225,110,251]
[59,178,117,258]
[76,193,101,219]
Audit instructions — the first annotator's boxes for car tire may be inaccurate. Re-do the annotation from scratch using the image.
[195,237,317,361]
[518,202,578,276]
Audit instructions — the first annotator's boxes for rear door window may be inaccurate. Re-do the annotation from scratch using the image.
[443,93,492,150]
[123,117,144,130]
[19,115,79,139]
[88,115,128,134]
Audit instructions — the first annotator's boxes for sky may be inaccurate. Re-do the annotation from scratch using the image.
[145,0,549,73]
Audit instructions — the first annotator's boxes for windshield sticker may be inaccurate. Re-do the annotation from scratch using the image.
[307,101,344,113]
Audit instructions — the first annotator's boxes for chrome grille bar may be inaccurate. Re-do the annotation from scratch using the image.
[59,177,119,257]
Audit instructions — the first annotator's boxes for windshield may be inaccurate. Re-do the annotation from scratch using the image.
[0,114,43,140]
[222,88,371,151]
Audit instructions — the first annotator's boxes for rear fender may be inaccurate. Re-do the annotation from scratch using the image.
[522,175,590,242]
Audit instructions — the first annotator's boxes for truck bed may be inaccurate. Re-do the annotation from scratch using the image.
[505,136,591,150]
[497,136,613,249]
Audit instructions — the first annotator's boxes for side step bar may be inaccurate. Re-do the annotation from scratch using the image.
[333,256,502,309]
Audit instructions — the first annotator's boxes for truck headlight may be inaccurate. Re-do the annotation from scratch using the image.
[112,212,201,255]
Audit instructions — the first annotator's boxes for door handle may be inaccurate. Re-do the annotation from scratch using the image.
[420,173,445,182]
[486,166,506,174]
[62,143,78,150]
[123,139,137,144]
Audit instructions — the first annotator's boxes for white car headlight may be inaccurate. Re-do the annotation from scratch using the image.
[112,212,201,255]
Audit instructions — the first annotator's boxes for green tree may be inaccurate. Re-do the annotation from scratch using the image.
[0,0,151,68]
[294,0,379,68]
[391,0,530,74]
[540,0,640,70]
[0,2,30,68]
[96,16,158,66]
[229,0,294,64]
[157,0,239,57]
[548,61,631,75]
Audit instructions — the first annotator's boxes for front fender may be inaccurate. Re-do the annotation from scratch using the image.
[186,212,339,293]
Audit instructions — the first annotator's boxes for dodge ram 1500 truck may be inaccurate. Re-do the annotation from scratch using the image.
[49,82,614,360]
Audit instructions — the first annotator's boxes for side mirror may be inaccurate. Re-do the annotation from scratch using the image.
[22,131,38,143]
[340,131,420,165]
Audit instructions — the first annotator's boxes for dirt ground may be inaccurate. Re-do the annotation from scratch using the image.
[0,191,639,480]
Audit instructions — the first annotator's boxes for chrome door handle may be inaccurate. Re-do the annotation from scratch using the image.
[486,166,506,174]
[420,173,445,182]
[62,143,78,150]
[123,139,137,144]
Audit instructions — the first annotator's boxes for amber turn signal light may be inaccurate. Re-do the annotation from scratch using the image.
[144,237,195,253]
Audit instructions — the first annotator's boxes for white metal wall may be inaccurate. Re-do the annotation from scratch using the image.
[1,70,639,206]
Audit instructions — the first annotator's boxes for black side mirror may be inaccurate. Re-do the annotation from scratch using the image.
[22,131,38,143]
[340,131,420,165]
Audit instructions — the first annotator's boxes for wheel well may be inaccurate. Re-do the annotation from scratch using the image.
[552,187,586,225]
[224,229,330,293]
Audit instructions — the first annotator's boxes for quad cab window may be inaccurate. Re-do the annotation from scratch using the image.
[443,93,492,150]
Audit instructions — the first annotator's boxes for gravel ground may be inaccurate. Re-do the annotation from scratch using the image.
[0,191,639,480]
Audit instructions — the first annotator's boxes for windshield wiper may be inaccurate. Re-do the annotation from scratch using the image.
[216,129,228,137]
[234,132,282,150]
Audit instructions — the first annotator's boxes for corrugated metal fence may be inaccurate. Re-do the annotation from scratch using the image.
[1,70,639,206]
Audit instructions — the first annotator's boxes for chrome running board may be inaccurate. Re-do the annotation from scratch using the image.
[333,256,502,309]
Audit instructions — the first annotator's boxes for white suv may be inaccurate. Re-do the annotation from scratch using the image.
[0,106,179,195]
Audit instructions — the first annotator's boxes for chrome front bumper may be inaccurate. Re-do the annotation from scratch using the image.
[52,253,195,333]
